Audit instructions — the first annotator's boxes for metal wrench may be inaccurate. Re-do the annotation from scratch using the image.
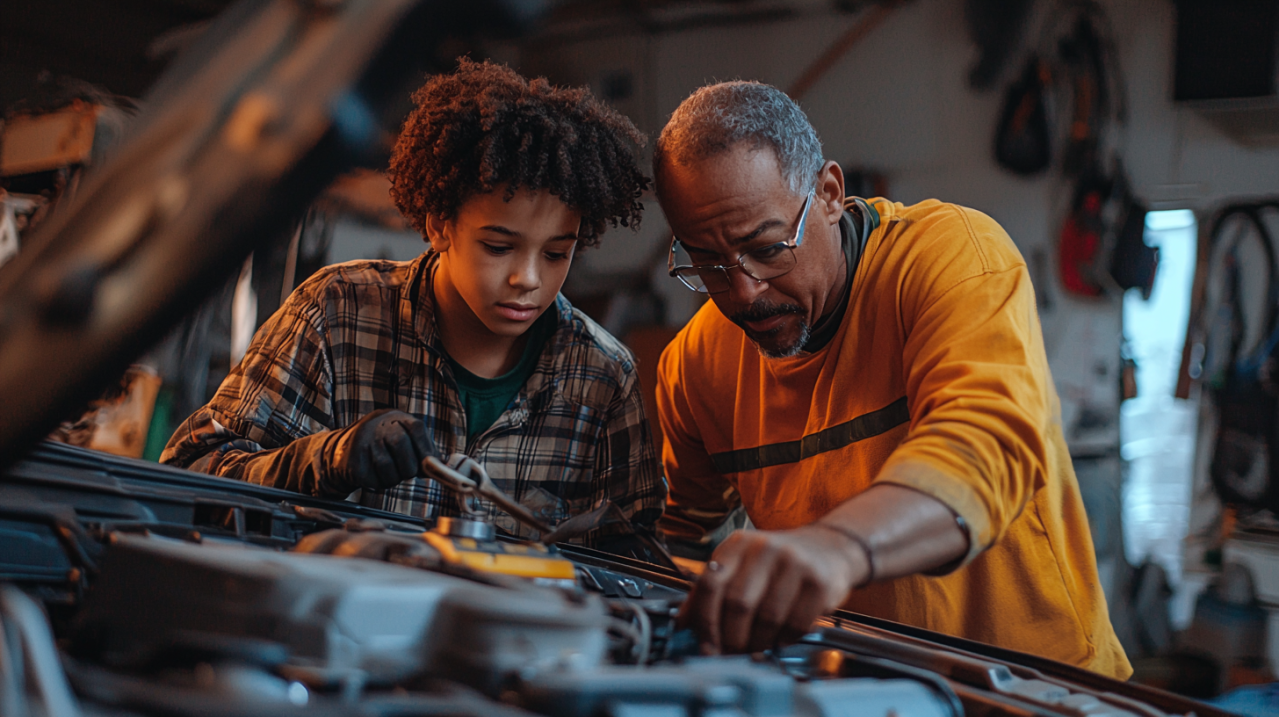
[420,455,552,537]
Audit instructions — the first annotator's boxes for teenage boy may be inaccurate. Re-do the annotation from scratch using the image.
[162,60,664,545]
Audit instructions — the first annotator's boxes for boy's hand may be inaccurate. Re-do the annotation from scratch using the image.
[326,409,438,494]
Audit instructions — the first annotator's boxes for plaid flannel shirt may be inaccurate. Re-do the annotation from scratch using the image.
[160,252,665,543]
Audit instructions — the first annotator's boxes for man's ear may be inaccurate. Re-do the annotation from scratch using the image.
[424,213,452,252]
[816,160,846,225]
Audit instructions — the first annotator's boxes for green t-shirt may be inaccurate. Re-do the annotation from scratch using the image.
[444,308,557,441]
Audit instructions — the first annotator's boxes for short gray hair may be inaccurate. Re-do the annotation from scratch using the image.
[654,81,823,195]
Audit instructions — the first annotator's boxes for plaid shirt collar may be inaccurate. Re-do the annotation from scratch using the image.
[399,250,579,409]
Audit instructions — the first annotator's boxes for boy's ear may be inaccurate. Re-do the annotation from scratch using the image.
[424,213,451,252]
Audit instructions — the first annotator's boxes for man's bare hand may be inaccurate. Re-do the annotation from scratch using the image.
[678,524,871,655]
[675,483,970,655]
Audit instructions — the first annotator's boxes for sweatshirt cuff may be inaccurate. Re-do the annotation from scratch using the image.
[873,459,992,568]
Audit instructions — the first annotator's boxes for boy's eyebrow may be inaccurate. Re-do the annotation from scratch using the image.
[479,225,579,242]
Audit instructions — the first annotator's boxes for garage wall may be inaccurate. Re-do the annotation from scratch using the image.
[513,0,1279,450]
[525,0,1279,237]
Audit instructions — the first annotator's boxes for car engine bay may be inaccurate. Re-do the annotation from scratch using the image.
[0,442,1226,717]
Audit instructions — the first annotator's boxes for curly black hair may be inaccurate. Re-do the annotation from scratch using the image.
[388,59,649,247]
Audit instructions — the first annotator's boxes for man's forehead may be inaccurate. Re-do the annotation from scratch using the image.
[662,150,792,214]
[660,144,788,194]
[659,147,798,243]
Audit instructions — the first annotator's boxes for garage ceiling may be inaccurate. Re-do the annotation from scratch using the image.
[1,0,236,112]
[1,0,857,113]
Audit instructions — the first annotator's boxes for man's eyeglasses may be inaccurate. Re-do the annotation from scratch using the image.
[667,191,814,294]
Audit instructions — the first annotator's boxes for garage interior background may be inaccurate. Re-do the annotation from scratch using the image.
[3,0,1279,706]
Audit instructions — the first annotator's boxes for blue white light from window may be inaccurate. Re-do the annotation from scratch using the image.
[1120,209,1198,599]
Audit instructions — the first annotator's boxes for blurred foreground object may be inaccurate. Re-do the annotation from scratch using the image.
[0,0,546,471]
[0,101,100,177]
[48,364,162,459]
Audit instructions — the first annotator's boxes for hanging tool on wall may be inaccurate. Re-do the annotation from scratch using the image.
[994,55,1053,176]
[1181,203,1279,516]
[1055,165,1157,299]
[991,1,1128,180]
[1106,174,1157,300]
[965,0,1036,91]
[1057,169,1110,296]
[1056,12,1110,177]
[988,2,1146,300]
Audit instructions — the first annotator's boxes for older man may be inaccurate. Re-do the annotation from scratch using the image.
[653,81,1129,678]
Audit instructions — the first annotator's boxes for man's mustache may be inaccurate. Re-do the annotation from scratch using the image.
[729,300,804,330]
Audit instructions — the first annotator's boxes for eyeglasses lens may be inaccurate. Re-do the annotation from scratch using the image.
[740,245,797,279]
[670,242,800,295]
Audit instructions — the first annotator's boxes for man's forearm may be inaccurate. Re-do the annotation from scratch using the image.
[813,479,969,585]
[679,466,973,654]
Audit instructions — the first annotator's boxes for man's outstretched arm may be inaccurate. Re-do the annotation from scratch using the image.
[679,476,967,654]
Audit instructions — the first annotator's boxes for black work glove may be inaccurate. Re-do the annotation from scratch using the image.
[320,409,438,497]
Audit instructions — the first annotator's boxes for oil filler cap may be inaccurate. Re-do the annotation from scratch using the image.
[435,517,496,541]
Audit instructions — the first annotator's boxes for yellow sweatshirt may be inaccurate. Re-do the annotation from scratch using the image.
[657,198,1131,679]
